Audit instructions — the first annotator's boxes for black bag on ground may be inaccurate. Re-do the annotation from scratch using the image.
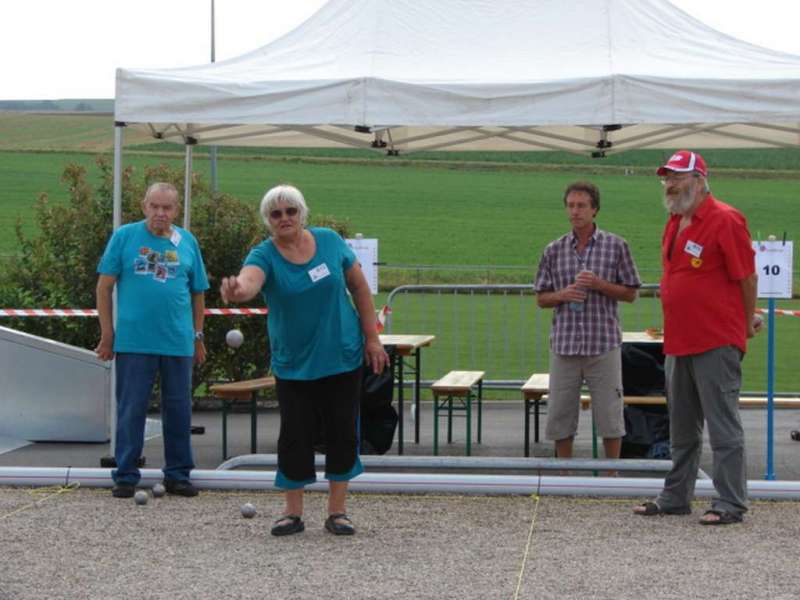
[360,345,398,455]
[620,343,670,459]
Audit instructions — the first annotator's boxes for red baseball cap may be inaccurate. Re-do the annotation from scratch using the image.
[656,150,708,178]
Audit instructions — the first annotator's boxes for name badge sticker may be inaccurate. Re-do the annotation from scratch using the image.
[170,229,182,247]
[684,240,703,258]
[308,262,331,283]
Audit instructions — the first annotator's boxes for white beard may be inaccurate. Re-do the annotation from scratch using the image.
[663,186,696,215]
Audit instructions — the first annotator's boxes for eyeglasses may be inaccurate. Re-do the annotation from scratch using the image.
[269,207,299,219]
[660,174,699,185]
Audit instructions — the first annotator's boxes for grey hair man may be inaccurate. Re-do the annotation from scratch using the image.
[633,151,762,525]
[96,182,209,499]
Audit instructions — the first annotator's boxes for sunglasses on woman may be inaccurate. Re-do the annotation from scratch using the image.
[269,207,299,219]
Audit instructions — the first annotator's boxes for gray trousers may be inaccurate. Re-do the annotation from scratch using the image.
[656,345,748,516]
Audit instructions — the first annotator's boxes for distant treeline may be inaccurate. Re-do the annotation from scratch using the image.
[0,99,113,112]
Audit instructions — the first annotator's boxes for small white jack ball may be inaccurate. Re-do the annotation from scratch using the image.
[226,329,244,349]
[134,490,149,505]
[152,483,166,498]
[240,502,257,519]
[767,235,777,241]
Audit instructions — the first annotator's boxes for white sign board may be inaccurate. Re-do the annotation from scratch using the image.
[346,238,379,295]
[753,240,793,299]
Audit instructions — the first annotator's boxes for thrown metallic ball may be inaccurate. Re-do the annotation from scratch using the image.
[240,502,257,519]
[226,329,245,349]
[134,490,149,506]
[152,483,166,498]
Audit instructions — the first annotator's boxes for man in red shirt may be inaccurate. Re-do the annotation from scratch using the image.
[633,150,762,525]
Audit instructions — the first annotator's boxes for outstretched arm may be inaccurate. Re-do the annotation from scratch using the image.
[220,266,266,304]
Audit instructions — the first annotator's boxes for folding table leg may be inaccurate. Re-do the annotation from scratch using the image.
[221,398,228,461]
[433,395,440,456]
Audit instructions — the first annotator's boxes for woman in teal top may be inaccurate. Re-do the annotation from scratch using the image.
[221,184,388,537]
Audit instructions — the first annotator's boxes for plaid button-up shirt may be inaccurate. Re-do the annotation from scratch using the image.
[534,227,641,356]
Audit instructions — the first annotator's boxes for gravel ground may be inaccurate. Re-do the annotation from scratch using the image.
[1,487,797,600]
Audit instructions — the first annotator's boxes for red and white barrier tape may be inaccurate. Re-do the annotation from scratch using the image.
[1,305,795,318]
[0,308,267,317]
[755,308,800,318]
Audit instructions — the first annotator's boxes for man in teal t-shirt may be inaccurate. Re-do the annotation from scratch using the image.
[96,182,209,499]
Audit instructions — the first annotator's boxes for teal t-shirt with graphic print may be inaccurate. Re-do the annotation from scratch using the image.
[97,220,209,356]
[244,227,364,380]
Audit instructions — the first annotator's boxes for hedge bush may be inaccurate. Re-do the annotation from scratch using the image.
[0,158,350,395]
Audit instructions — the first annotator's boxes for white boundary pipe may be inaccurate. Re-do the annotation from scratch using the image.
[217,453,674,473]
[1,467,799,500]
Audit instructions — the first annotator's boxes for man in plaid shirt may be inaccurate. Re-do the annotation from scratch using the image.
[534,181,641,459]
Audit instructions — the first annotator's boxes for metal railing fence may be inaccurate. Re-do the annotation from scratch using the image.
[385,283,663,392]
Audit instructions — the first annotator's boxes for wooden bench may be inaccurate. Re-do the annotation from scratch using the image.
[523,372,800,457]
[209,376,276,460]
[521,373,549,457]
[431,370,485,456]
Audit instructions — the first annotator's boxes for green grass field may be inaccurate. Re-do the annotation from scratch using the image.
[0,117,798,393]
[2,149,798,283]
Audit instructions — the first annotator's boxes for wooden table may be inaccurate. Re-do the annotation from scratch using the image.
[209,376,276,460]
[379,334,436,454]
[622,331,664,345]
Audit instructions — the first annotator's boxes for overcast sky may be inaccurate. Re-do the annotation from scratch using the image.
[3,0,800,100]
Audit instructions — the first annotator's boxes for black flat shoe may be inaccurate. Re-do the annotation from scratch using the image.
[324,513,355,536]
[271,515,305,537]
[163,479,199,497]
[111,482,135,498]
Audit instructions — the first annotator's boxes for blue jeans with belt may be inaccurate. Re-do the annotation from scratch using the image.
[113,353,195,485]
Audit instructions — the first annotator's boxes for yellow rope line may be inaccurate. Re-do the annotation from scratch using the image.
[0,483,81,521]
[511,494,540,600]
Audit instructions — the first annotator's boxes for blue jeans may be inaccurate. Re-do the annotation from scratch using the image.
[113,353,195,485]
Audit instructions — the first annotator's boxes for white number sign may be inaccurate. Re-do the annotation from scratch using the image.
[346,238,379,295]
[753,240,793,299]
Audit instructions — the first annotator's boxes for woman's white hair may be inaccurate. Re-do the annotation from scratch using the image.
[259,184,309,233]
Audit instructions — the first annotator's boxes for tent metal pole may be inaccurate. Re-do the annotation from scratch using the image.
[109,122,125,461]
[113,123,124,230]
[209,0,218,193]
[183,142,194,230]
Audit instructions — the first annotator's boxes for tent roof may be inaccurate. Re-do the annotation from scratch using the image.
[115,0,800,154]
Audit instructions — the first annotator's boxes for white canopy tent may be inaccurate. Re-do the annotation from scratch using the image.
[115,0,800,160]
[112,0,800,227]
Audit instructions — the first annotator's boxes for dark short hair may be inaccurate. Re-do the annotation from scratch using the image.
[563,181,600,211]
